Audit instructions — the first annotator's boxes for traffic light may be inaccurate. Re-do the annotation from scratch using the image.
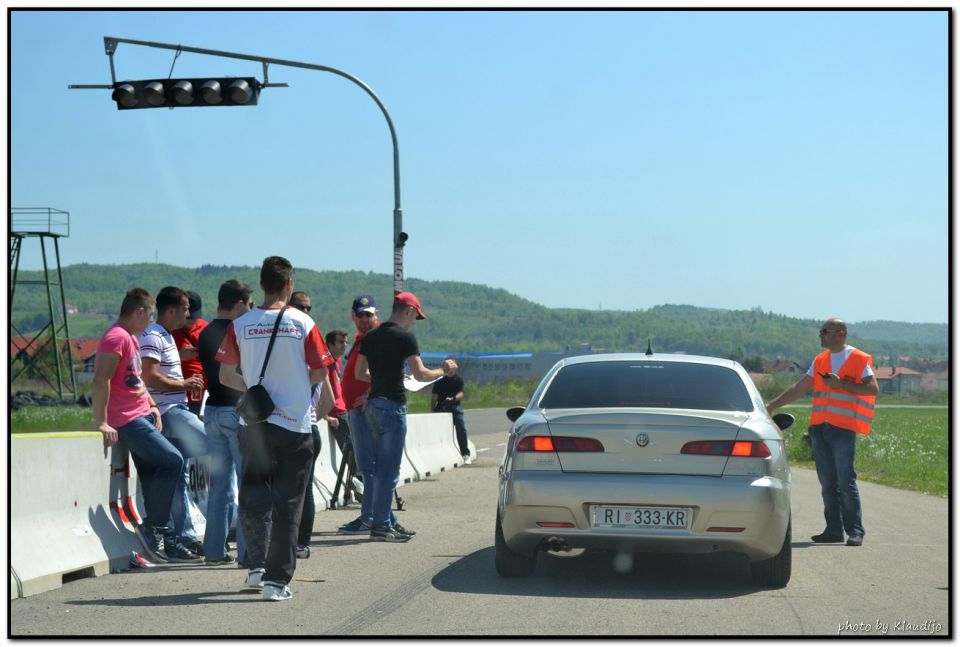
[111,77,260,110]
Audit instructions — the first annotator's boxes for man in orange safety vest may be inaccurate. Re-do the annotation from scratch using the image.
[766,318,879,547]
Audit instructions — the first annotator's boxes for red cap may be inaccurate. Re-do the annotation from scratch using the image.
[394,292,426,319]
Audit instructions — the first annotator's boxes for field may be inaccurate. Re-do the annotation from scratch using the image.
[782,406,948,497]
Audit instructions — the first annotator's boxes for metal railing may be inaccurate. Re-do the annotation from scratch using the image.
[10,208,70,237]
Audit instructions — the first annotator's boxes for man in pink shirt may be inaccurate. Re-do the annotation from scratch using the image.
[92,288,184,563]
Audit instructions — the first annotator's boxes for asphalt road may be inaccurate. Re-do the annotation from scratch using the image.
[10,409,949,637]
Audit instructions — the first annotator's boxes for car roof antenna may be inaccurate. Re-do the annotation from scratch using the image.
[646,339,654,356]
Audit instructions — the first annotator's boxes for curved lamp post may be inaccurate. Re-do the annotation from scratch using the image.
[70,36,407,292]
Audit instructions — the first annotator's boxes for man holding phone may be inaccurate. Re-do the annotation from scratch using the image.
[766,318,878,547]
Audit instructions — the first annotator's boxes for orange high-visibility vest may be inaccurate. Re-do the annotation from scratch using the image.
[810,348,876,435]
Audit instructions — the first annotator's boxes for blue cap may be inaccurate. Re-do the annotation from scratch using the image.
[352,295,377,314]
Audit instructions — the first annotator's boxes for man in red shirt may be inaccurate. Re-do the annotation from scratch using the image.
[171,291,208,417]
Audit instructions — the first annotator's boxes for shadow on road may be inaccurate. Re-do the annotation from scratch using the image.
[65,590,261,607]
[431,547,772,600]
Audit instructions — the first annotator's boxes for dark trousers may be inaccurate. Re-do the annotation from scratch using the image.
[330,414,356,477]
[297,424,323,547]
[239,422,314,585]
[452,406,470,456]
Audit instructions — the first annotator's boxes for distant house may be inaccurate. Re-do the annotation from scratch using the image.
[69,339,101,372]
[919,370,949,392]
[874,366,923,395]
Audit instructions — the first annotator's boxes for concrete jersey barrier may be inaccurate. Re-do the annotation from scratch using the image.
[11,433,137,598]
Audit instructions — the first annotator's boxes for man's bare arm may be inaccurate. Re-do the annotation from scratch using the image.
[219,363,247,392]
[143,356,201,392]
[766,374,814,411]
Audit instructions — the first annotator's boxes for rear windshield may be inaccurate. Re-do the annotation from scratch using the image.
[538,361,754,412]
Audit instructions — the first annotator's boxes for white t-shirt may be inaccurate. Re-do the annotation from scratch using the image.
[806,346,875,379]
[139,322,187,414]
[217,306,332,434]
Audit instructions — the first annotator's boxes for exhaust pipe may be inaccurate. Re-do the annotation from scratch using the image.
[543,537,571,552]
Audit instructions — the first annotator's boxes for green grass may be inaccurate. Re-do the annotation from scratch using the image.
[405,378,540,414]
[782,406,948,497]
[11,405,97,434]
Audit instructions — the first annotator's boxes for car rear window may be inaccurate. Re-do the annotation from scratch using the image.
[538,361,754,411]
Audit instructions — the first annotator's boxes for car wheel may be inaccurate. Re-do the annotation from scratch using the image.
[495,511,537,577]
[750,518,792,588]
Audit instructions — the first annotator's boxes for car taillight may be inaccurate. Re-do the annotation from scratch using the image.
[681,440,771,458]
[516,436,604,452]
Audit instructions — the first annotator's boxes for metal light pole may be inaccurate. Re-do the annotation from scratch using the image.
[70,36,407,293]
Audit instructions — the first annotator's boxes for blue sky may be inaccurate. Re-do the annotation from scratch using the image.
[10,9,948,323]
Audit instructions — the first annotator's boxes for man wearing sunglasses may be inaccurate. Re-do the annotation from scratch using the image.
[767,318,878,547]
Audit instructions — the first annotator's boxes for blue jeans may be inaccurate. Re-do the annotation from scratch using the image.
[348,408,396,527]
[811,422,865,537]
[452,405,469,456]
[363,398,407,530]
[203,405,243,561]
[161,404,210,545]
[117,414,184,530]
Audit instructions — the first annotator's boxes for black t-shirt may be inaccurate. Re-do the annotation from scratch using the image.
[359,321,419,404]
[198,318,241,407]
[432,375,464,401]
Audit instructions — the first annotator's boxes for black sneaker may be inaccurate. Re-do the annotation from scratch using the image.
[181,538,205,557]
[165,542,204,563]
[393,523,416,537]
[370,526,411,543]
[811,532,845,543]
[204,553,236,565]
[134,525,168,563]
[846,535,864,547]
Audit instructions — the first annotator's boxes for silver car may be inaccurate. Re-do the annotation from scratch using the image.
[496,353,794,587]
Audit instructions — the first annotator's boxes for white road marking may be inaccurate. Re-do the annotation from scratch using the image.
[477,447,491,453]
[496,442,507,447]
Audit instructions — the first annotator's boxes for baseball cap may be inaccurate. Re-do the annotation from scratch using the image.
[394,292,426,320]
[352,295,378,315]
[186,291,202,318]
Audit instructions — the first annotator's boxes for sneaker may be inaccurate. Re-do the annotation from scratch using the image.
[242,568,266,591]
[164,542,204,563]
[134,525,168,563]
[370,526,412,543]
[393,523,416,537]
[262,581,293,601]
[462,454,473,465]
[296,545,311,559]
[339,516,372,535]
[204,553,236,565]
[351,476,365,496]
[810,532,845,544]
[181,538,205,557]
[846,535,864,547]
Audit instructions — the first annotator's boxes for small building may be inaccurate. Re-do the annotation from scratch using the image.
[874,366,923,395]
[919,370,949,392]
[761,359,806,375]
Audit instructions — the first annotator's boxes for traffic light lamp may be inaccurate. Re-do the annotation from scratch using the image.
[111,77,260,110]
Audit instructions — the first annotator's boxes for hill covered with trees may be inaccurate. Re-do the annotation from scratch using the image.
[10,263,948,364]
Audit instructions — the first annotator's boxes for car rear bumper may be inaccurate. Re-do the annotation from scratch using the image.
[500,470,790,561]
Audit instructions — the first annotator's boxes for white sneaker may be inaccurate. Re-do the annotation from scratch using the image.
[262,581,293,601]
[242,568,265,591]
[463,454,473,465]
[351,476,364,495]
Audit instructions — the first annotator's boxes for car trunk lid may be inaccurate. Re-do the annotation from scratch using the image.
[543,408,749,476]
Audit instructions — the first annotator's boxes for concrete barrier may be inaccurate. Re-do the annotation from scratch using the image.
[311,421,340,509]
[405,413,461,477]
[11,433,136,598]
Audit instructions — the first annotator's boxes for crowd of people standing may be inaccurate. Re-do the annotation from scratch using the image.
[91,255,461,602]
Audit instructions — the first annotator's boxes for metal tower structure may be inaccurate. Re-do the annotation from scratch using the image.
[10,208,78,402]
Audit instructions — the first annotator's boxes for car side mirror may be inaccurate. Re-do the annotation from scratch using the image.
[772,412,795,431]
[506,407,525,422]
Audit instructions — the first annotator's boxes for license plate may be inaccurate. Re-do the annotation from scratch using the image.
[592,505,690,529]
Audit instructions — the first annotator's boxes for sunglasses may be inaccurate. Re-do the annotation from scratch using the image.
[292,304,312,313]
[819,328,841,334]
[355,311,375,318]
